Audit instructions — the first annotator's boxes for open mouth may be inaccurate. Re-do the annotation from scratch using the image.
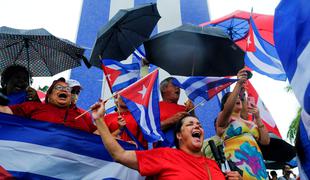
[58,93,68,99]
[192,131,201,139]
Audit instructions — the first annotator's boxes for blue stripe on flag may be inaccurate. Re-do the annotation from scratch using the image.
[0,113,143,179]
[245,18,286,81]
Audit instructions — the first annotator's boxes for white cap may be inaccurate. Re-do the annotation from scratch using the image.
[67,79,82,89]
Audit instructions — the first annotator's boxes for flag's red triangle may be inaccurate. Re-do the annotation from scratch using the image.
[246,23,256,52]
[103,66,122,86]
[119,70,158,107]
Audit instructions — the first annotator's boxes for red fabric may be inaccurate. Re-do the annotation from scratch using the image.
[136,148,225,180]
[159,101,186,122]
[200,10,274,50]
[9,102,97,133]
[104,111,147,148]
[0,165,13,180]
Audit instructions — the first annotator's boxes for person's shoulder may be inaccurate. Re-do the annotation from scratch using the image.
[159,101,185,108]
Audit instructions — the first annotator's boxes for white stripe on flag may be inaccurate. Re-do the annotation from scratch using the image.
[106,64,123,70]
[115,71,139,84]
[137,104,151,135]
[253,33,284,69]
[301,110,310,140]
[0,140,142,180]
[291,42,310,108]
[147,89,163,140]
[247,52,284,75]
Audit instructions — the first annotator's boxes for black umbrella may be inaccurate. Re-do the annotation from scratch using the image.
[144,24,245,76]
[0,26,90,77]
[259,134,296,162]
[90,3,161,68]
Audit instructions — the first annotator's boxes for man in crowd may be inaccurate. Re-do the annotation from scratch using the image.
[278,165,297,180]
[159,77,194,146]
[0,77,97,133]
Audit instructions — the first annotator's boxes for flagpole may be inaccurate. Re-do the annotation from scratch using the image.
[187,99,207,114]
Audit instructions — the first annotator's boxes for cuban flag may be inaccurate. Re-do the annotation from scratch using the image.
[118,69,164,142]
[244,17,287,81]
[0,113,143,180]
[274,0,310,179]
[172,76,238,102]
[101,59,140,93]
[246,81,282,138]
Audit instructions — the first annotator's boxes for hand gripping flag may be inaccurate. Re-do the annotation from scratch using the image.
[0,113,143,180]
[274,0,310,178]
[245,17,287,81]
[101,59,140,93]
[246,81,282,138]
[172,76,238,102]
[118,69,164,142]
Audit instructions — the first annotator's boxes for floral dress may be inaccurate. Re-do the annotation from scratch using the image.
[221,119,268,180]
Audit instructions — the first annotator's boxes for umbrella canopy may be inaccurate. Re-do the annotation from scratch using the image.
[90,3,161,68]
[144,24,245,76]
[200,10,274,51]
[259,133,296,162]
[0,26,88,76]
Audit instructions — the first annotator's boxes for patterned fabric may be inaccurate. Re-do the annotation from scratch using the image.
[222,119,268,180]
[0,26,85,76]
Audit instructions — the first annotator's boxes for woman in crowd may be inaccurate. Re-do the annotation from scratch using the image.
[0,77,97,133]
[0,65,40,105]
[216,69,270,180]
[92,100,242,180]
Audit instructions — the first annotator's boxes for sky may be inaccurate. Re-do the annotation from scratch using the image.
[0,0,300,141]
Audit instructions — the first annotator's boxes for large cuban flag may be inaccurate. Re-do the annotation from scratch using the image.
[118,69,164,142]
[101,59,140,93]
[274,0,310,179]
[0,113,144,180]
[245,17,287,81]
[172,76,238,102]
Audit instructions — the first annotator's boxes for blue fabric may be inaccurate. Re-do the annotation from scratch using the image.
[7,91,27,105]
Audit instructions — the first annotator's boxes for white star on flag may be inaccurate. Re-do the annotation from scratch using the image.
[106,74,111,81]
[247,35,252,46]
[138,85,147,99]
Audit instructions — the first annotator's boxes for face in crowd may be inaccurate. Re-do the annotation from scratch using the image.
[162,79,180,103]
[47,81,72,108]
[70,86,81,105]
[175,116,204,153]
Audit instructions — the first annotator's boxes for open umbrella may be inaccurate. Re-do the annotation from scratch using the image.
[200,10,274,51]
[89,3,161,68]
[259,133,296,162]
[143,24,245,76]
[0,26,90,77]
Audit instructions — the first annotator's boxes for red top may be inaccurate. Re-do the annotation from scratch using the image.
[9,102,97,133]
[159,101,186,122]
[136,148,225,180]
[104,111,147,149]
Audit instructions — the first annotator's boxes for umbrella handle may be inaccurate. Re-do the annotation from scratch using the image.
[81,55,92,68]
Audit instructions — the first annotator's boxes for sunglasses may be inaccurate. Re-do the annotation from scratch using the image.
[71,89,80,95]
[54,85,71,92]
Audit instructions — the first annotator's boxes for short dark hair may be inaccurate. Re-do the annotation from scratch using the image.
[220,92,232,111]
[174,115,198,149]
[1,65,32,88]
[270,170,277,176]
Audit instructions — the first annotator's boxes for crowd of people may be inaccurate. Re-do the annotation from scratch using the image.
[0,65,298,179]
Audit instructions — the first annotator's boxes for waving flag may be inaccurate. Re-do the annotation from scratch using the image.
[102,59,140,92]
[0,113,143,180]
[245,17,286,81]
[172,76,238,102]
[274,0,310,179]
[118,69,163,142]
[246,81,282,138]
